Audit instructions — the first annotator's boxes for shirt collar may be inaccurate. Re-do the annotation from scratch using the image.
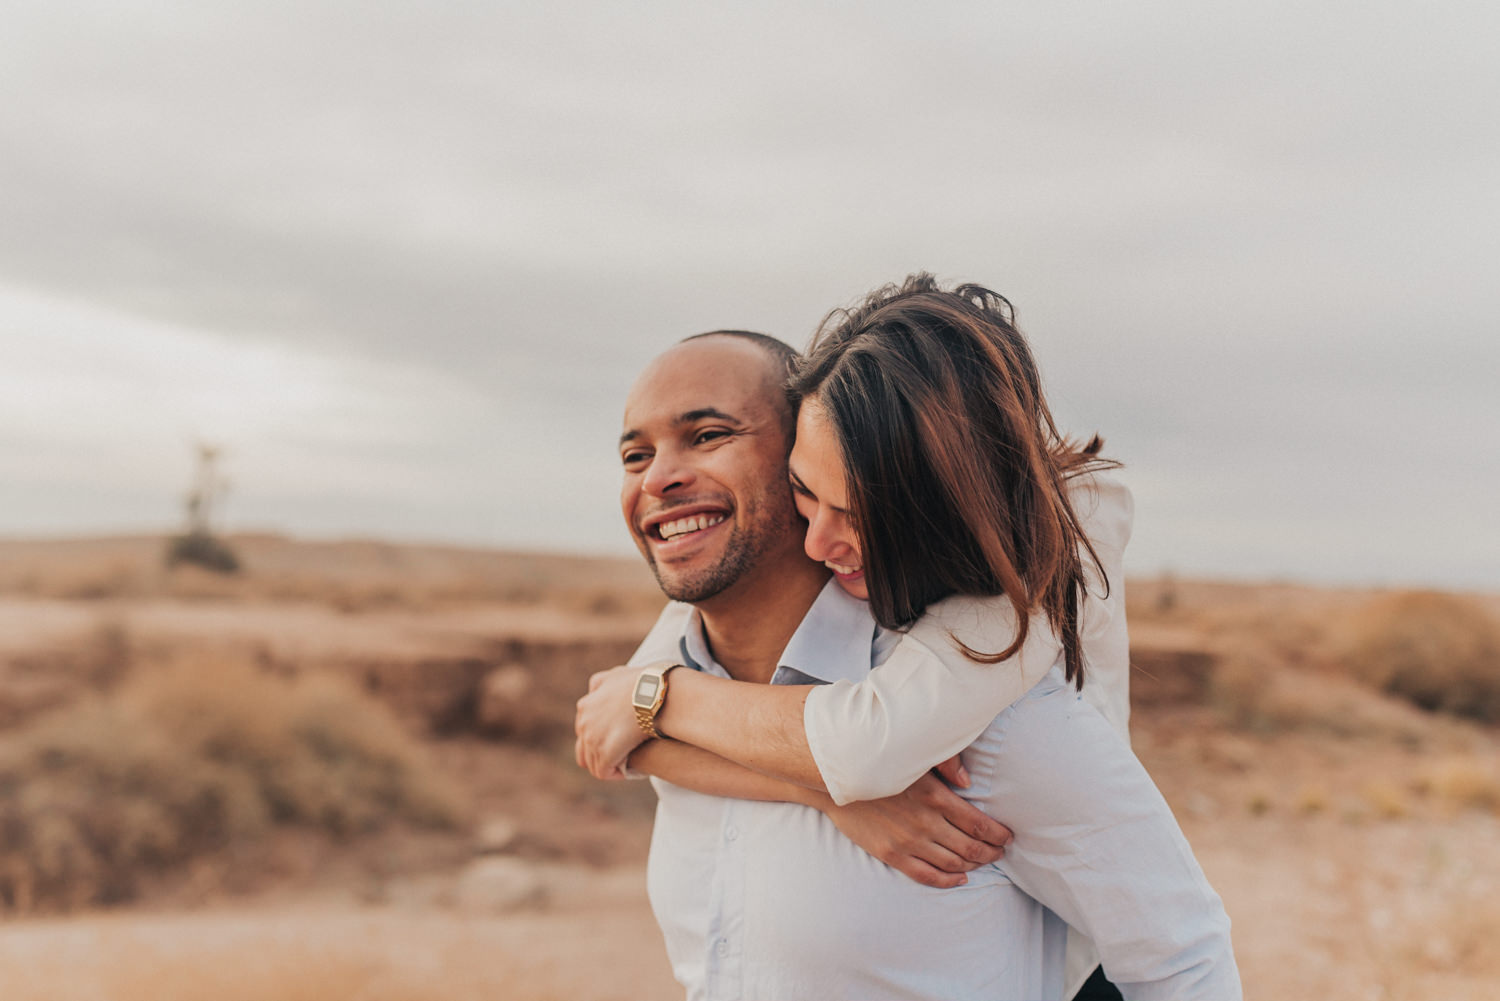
[672,578,879,685]
[775,579,879,685]
[678,605,717,675]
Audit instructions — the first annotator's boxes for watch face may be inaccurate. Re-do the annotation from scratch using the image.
[634,676,660,702]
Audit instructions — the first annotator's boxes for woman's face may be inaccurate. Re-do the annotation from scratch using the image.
[788,399,867,599]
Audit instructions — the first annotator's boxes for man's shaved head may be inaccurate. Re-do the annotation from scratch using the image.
[678,330,800,437]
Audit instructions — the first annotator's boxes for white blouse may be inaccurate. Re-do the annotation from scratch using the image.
[804,471,1134,806]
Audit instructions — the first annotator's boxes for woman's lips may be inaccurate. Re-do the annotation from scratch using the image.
[825,560,863,581]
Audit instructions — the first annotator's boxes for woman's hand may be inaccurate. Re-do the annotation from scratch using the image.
[819,769,1012,889]
[575,664,651,779]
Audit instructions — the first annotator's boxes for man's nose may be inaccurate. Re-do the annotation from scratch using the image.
[640,448,696,497]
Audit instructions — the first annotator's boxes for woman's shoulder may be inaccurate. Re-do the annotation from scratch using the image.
[903,594,1059,679]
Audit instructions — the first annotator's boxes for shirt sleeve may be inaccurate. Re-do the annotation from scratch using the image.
[805,472,1135,805]
[980,677,1241,1001]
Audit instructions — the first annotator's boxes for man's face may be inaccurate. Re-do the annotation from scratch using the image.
[618,337,804,603]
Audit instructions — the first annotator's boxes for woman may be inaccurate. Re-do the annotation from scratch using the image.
[576,274,1237,999]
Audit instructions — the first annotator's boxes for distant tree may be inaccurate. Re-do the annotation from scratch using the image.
[165,442,240,574]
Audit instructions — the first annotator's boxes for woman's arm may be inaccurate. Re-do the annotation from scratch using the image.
[574,606,1062,801]
[625,738,1011,889]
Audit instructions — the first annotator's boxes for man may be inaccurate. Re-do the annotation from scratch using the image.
[577,330,1233,1000]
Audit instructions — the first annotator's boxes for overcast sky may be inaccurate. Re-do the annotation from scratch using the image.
[2,1,1496,588]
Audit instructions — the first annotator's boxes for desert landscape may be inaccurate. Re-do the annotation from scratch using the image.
[0,534,1497,1000]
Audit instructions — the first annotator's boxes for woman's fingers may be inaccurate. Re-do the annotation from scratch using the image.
[904,839,980,875]
[889,855,970,889]
[574,666,650,780]
[921,779,1012,849]
[934,754,971,789]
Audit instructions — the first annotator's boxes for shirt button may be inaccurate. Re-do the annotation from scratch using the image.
[725,826,739,841]
[717,939,729,957]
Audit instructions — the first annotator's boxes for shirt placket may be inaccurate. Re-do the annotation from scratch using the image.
[703,798,746,1000]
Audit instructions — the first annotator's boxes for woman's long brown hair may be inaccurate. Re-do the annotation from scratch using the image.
[789,273,1115,688]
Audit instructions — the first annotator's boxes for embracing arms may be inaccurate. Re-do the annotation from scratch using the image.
[575,596,1062,801]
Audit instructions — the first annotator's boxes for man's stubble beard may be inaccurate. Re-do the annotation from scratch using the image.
[646,486,802,605]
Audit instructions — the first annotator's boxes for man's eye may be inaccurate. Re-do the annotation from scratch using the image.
[622,451,650,466]
[694,429,731,445]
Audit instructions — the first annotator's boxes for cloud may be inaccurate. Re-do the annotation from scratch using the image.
[0,1,1495,585]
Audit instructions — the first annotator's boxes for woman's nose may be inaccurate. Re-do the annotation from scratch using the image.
[802,509,843,563]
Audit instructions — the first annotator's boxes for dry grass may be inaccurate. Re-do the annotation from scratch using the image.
[0,657,470,915]
[1294,782,1329,815]
[1334,591,1500,723]
[1359,779,1409,819]
[1422,754,1500,813]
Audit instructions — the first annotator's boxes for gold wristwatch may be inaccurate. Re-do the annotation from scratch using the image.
[632,660,684,738]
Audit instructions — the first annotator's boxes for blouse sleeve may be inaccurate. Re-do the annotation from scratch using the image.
[804,472,1134,806]
[804,598,1061,804]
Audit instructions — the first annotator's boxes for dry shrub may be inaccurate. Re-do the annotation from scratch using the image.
[1360,779,1409,819]
[1424,754,1500,813]
[0,659,469,914]
[1295,782,1329,815]
[1337,591,1500,723]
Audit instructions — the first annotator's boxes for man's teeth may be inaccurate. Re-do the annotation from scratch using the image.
[826,560,862,575]
[658,514,726,540]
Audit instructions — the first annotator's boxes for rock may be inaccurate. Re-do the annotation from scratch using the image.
[475,814,521,855]
[453,857,548,914]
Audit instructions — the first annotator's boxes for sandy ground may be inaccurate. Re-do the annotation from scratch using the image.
[2,537,1498,999]
[4,722,1494,1001]
[0,866,678,1001]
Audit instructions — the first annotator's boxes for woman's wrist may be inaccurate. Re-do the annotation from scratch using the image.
[653,663,703,740]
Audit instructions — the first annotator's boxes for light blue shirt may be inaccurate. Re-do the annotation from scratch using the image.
[634,580,1240,1001]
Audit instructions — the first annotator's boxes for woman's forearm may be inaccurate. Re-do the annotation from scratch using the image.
[654,670,826,790]
[627,738,824,806]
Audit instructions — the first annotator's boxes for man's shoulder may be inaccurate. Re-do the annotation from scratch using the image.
[629,601,695,667]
